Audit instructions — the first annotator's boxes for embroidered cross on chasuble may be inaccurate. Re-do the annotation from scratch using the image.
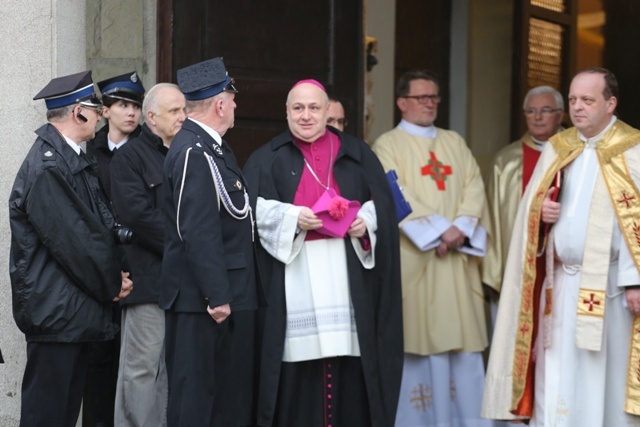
[421,150,452,191]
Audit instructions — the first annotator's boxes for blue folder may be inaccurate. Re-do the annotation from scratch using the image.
[386,170,412,222]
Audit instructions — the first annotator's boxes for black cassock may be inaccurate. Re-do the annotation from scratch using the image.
[244,128,404,427]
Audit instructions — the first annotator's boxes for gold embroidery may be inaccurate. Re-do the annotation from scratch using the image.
[625,317,640,415]
[410,384,433,412]
[577,289,605,318]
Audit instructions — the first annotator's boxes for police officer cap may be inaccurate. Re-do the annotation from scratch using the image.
[177,57,238,101]
[33,70,101,110]
[98,71,145,105]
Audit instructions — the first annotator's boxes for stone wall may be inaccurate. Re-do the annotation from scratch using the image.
[0,2,87,424]
[0,1,156,425]
[86,0,157,93]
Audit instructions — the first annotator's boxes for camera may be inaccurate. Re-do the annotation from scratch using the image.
[112,224,136,245]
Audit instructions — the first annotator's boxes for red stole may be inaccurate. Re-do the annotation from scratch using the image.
[522,142,542,195]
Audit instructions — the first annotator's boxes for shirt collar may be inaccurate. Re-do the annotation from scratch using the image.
[189,117,222,145]
[108,135,129,151]
[398,119,438,138]
[63,135,82,155]
[578,115,617,148]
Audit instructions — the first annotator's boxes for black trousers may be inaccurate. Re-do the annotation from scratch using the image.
[20,342,92,427]
[164,311,233,426]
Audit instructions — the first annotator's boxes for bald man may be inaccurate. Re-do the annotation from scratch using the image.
[244,79,403,427]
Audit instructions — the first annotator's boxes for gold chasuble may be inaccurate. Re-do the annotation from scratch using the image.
[484,133,542,292]
[373,127,490,356]
[481,120,640,421]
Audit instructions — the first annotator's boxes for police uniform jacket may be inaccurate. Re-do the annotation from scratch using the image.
[110,123,167,306]
[160,118,261,313]
[9,123,123,342]
[87,123,142,199]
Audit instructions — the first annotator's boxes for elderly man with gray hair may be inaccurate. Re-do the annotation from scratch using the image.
[483,85,564,300]
[109,82,186,427]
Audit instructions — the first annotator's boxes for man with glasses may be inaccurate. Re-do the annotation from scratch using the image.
[483,86,563,323]
[373,70,492,426]
[9,70,133,425]
[327,97,348,131]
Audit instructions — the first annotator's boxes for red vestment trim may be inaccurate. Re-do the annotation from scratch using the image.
[522,143,542,195]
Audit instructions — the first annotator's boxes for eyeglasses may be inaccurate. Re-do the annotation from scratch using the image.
[523,107,561,117]
[327,118,348,127]
[83,106,103,117]
[402,94,441,104]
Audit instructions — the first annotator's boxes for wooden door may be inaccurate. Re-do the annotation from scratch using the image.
[511,0,577,140]
[394,0,451,129]
[157,0,364,166]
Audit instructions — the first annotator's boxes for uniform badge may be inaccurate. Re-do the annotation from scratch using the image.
[235,180,242,190]
[131,72,138,83]
[44,151,53,157]
[213,144,223,156]
[196,142,202,147]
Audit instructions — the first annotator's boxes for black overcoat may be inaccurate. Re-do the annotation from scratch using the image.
[243,128,404,427]
[9,124,123,342]
[110,123,167,305]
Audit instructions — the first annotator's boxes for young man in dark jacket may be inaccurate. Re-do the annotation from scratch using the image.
[9,71,133,426]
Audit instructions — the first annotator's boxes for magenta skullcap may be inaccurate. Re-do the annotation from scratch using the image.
[291,79,326,92]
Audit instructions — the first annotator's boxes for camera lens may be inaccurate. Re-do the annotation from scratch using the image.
[113,225,135,245]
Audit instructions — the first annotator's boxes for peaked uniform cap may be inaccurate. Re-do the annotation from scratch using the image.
[177,57,238,101]
[33,70,101,110]
[98,71,145,105]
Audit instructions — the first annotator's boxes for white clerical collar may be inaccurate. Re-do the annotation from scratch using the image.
[579,115,617,148]
[108,135,129,152]
[398,119,438,138]
[189,117,222,146]
[530,136,546,151]
[63,135,82,155]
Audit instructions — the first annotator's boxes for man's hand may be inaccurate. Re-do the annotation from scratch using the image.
[297,207,322,231]
[435,241,448,257]
[207,303,231,324]
[626,288,640,316]
[347,217,367,238]
[541,187,560,224]
[441,225,465,250]
[113,271,133,302]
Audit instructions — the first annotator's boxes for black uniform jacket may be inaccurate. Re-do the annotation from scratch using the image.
[87,123,142,199]
[160,119,263,313]
[9,124,123,342]
[243,128,404,427]
[110,123,167,305]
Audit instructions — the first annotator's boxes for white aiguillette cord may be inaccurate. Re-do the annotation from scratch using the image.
[302,134,334,190]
